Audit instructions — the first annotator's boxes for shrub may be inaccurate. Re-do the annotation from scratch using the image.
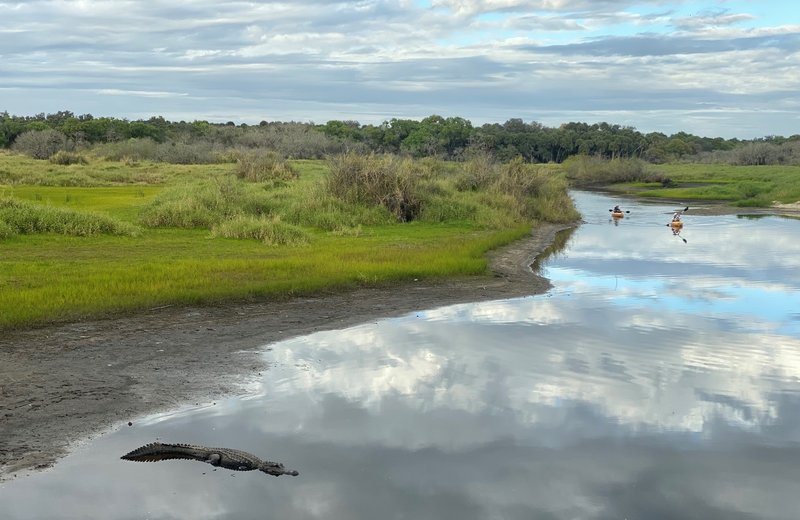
[455,153,497,191]
[326,153,422,222]
[49,151,88,165]
[233,123,355,158]
[232,150,298,182]
[96,138,221,164]
[564,155,650,187]
[155,141,219,164]
[494,157,547,198]
[733,142,781,166]
[12,129,70,159]
[95,138,159,161]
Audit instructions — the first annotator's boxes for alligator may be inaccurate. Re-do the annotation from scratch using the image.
[121,442,299,477]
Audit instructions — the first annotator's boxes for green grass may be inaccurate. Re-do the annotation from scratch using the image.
[1,185,161,220]
[0,225,529,329]
[610,164,800,206]
[0,152,576,330]
[0,197,140,237]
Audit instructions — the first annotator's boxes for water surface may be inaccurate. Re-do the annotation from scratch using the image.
[3,191,800,519]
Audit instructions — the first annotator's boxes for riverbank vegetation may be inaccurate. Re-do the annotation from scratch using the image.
[565,155,800,207]
[0,151,577,329]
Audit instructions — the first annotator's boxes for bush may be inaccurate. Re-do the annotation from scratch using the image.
[95,138,221,164]
[12,129,70,159]
[326,153,422,222]
[564,155,650,187]
[95,138,159,161]
[494,157,547,198]
[228,123,355,158]
[49,151,88,165]
[232,150,298,182]
[733,142,781,166]
[155,141,219,164]
[455,153,497,191]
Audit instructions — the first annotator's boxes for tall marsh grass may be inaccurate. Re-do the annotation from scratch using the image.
[138,176,272,228]
[0,197,139,237]
[277,184,394,231]
[211,215,311,245]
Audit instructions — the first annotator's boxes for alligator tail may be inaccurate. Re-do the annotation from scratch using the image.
[121,442,203,463]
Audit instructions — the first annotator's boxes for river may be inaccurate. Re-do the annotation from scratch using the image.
[2,191,800,519]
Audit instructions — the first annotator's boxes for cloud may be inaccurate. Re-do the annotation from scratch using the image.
[520,31,800,57]
[431,0,660,17]
[96,89,188,98]
[1,0,799,137]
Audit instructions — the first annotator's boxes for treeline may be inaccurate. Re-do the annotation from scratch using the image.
[3,110,800,165]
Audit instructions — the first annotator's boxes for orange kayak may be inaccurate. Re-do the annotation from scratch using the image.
[670,220,683,228]
[611,211,624,218]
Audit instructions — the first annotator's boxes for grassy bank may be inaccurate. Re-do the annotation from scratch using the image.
[0,225,529,329]
[597,162,800,207]
[0,152,578,330]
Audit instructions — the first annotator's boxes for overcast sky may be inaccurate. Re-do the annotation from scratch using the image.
[1,1,798,138]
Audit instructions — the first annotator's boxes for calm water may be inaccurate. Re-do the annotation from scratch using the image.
[3,191,800,519]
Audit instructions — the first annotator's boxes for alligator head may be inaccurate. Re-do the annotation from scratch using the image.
[259,461,299,477]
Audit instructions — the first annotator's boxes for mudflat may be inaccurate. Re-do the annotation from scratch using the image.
[0,223,574,481]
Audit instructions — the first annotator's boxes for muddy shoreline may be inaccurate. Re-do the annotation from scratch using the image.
[0,223,575,481]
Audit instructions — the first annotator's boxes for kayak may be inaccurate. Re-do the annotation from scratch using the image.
[611,211,624,218]
[670,220,683,228]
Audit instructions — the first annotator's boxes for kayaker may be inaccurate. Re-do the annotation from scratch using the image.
[613,205,622,213]
[672,211,682,222]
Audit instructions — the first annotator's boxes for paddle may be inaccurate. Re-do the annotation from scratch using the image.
[665,206,689,243]
[664,206,689,225]
[608,209,631,213]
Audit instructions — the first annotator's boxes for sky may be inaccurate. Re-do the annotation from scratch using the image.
[1,1,799,139]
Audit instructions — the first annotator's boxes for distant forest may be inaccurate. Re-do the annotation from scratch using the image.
[3,110,800,166]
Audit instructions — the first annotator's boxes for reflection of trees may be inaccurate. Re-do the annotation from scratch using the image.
[530,227,577,273]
